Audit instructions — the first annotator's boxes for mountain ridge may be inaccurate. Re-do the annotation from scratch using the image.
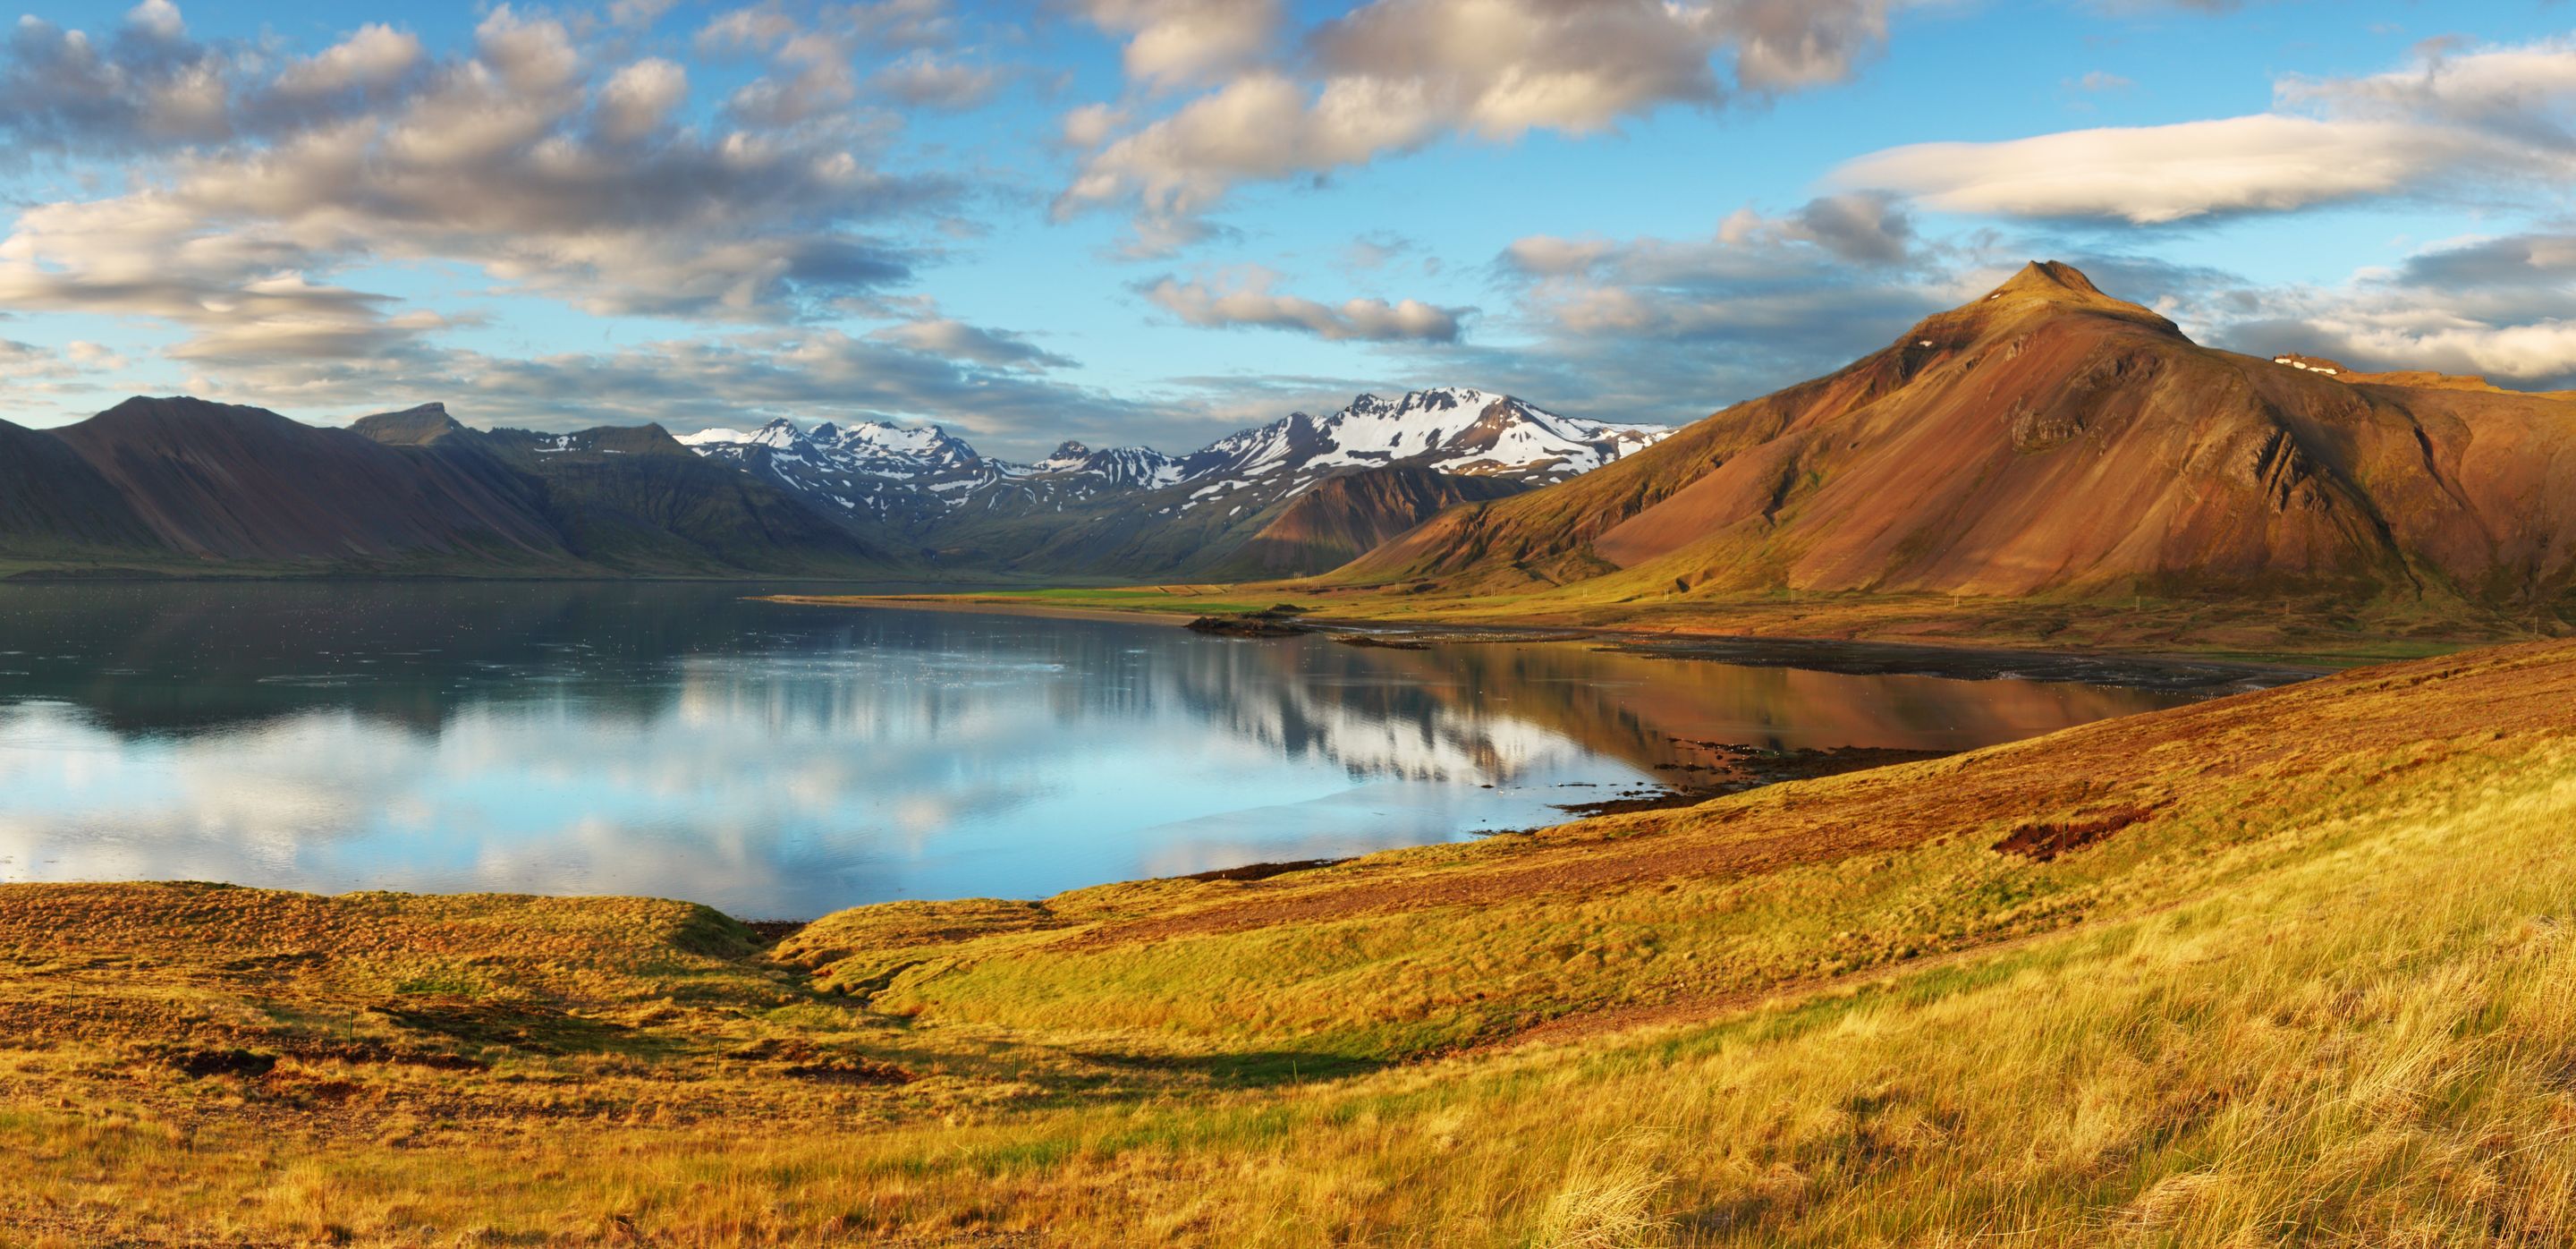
[679,386,1666,577]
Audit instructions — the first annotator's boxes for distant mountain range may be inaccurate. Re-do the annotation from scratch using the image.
[1343,262,2576,617]
[0,388,1664,580]
[679,387,1665,575]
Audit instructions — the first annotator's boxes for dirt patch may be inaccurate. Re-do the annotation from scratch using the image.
[165,1047,277,1079]
[731,1038,917,1085]
[1994,806,2157,861]
[782,1059,916,1086]
[1183,858,1347,883]
[1185,609,1317,638]
[740,920,810,946]
[1558,742,1960,817]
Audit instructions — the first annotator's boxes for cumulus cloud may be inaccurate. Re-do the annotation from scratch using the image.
[1076,0,1281,89]
[275,24,423,96]
[869,52,1003,110]
[596,57,687,142]
[1835,38,2576,224]
[1060,0,1892,236]
[1140,268,1467,342]
[2285,311,2576,387]
[0,2,948,375]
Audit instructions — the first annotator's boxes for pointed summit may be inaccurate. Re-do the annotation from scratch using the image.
[1918,259,2182,343]
[1997,259,2106,300]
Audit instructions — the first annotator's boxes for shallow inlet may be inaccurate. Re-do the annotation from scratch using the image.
[0,582,2204,917]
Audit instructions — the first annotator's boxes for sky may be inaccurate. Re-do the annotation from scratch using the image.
[0,0,2571,460]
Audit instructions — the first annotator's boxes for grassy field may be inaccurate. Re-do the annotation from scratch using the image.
[4,641,2574,1245]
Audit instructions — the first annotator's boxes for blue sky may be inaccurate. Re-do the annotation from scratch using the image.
[0,0,2570,458]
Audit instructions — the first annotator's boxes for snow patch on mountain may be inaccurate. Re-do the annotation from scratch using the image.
[679,388,1668,531]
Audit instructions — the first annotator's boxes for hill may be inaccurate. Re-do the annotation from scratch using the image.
[4,638,2573,1243]
[1338,263,2576,627]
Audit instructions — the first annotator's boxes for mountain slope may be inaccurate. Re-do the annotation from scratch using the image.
[1213,465,1528,578]
[0,419,164,559]
[1341,262,2576,617]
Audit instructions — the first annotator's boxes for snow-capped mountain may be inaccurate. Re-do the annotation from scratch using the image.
[1029,441,1187,489]
[1179,389,1661,489]
[676,389,1667,560]
[686,418,1012,524]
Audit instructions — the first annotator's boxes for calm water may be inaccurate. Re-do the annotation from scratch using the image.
[0,583,2197,917]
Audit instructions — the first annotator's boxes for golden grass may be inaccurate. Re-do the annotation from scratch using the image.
[4,643,2575,1244]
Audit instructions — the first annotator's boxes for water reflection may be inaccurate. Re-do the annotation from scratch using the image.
[0,583,2195,916]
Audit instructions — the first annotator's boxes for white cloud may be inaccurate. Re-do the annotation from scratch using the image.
[1076,0,1281,89]
[867,319,1074,369]
[125,0,183,40]
[1835,115,2471,224]
[597,58,687,141]
[0,4,945,361]
[1835,38,2576,225]
[1140,268,1466,342]
[1060,0,1892,235]
[275,24,424,96]
[869,52,1002,110]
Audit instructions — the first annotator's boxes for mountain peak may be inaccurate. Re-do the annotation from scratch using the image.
[1932,259,2182,341]
[1997,260,2105,301]
[351,402,468,446]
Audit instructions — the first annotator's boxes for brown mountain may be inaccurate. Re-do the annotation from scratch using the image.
[0,396,893,575]
[1342,261,2576,617]
[48,396,567,565]
[0,419,163,557]
[1214,466,1528,578]
[346,404,898,574]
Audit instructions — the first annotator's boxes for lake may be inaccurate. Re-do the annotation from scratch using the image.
[0,582,2206,918]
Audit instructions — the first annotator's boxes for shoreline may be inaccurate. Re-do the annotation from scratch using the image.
[758,591,2329,693]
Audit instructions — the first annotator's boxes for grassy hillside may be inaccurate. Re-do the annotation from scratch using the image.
[4,641,2573,1245]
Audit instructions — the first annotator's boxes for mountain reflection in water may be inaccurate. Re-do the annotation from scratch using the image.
[0,582,2197,917]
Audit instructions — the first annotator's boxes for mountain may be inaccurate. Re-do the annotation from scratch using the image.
[1338,262,2576,618]
[45,396,567,565]
[0,419,163,558]
[351,404,894,575]
[1174,388,1659,486]
[680,387,1665,576]
[0,396,892,576]
[1214,465,1529,579]
[0,387,1657,580]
